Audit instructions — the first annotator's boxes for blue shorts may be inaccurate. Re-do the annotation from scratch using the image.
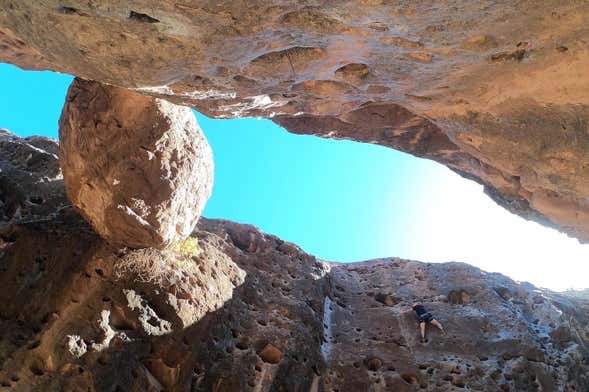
[418,312,433,324]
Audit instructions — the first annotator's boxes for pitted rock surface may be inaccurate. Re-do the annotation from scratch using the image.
[0,215,588,391]
[59,78,213,249]
[323,260,589,391]
[0,129,65,224]
[0,213,330,392]
[0,138,587,391]
[2,1,589,241]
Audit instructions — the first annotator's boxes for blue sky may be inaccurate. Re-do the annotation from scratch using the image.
[1,62,588,291]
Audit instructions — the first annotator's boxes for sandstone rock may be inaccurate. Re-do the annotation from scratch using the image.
[0,129,65,223]
[258,343,283,364]
[0,213,326,391]
[2,2,589,242]
[59,79,213,249]
[325,259,589,391]
[0,208,588,391]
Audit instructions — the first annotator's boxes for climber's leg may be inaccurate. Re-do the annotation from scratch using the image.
[419,321,426,342]
[431,319,445,334]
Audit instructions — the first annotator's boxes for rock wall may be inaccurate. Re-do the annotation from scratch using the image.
[0,211,330,391]
[0,132,588,391]
[323,260,589,391]
[0,129,66,224]
[1,1,589,241]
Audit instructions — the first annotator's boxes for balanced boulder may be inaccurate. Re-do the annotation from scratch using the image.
[59,78,213,249]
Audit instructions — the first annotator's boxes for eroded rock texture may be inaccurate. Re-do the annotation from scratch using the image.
[0,132,588,391]
[59,78,213,249]
[1,1,589,241]
[323,260,589,391]
[1,209,589,391]
[0,192,329,390]
[0,129,66,224]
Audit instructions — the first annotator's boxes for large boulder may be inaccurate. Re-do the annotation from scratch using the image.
[59,78,213,249]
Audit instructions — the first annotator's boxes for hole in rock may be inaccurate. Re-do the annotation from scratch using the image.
[29,363,44,376]
[28,195,44,204]
[365,357,382,371]
[375,293,397,306]
[401,373,419,384]
[448,290,470,305]
[27,340,40,350]
[128,11,159,23]
[235,339,249,350]
[56,6,80,15]
[110,307,136,331]
[97,355,108,366]
[258,344,282,364]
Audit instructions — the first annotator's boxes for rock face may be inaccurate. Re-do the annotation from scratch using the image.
[1,215,589,391]
[2,1,589,241]
[59,78,214,249]
[323,260,589,391]
[0,129,66,223]
[0,137,588,391]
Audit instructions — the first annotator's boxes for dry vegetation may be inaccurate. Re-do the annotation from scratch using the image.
[114,236,201,288]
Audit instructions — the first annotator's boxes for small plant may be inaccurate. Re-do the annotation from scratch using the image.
[172,236,200,259]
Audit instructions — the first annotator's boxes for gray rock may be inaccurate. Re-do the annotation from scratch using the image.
[0,129,66,224]
[0,140,586,390]
[0,213,587,391]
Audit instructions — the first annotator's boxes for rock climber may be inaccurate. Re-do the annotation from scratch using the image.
[404,303,446,343]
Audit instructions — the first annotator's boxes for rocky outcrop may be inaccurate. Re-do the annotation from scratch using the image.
[0,211,329,392]
[59,78,213,249]
[2,1,589,241]
[323,260,589,391]
[1,212,588,391]
[0,129,66,223]
[0,132,588,391]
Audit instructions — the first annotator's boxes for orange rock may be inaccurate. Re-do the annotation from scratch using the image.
[259,344,283,364]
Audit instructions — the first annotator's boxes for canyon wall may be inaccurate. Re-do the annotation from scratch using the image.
[2,2,589,390]
[0,131,588,391]
[1,0,589,241]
